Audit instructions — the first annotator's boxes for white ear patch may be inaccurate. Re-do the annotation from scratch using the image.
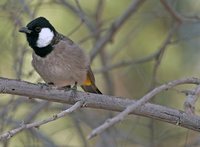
[36,28,54,48]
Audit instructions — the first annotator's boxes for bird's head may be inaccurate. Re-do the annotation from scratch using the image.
[19,17,57,57]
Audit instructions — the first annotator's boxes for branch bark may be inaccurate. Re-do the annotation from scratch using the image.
[0,77,200,139]
[87,77,200,138]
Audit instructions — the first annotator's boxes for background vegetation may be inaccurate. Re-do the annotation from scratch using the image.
[0,0,200,146]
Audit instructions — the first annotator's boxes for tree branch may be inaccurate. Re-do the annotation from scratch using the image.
[0,101,83,141]
[90,0,146,61]
[160,0,183,23]
[184,85,200,114]
[0,77,200,139]
[87,77,200,139]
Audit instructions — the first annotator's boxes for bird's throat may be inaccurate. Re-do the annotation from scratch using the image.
[33,45,53,57]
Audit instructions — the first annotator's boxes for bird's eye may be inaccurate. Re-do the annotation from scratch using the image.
[35,27,41,32]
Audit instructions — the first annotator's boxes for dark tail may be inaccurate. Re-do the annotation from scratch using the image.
[81,84,102,94]
[82,66,102,94]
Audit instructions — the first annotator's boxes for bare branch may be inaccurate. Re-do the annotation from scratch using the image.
[94,52,158,73]
[58,0,95,31]
[0,77,200,139]
[184,85,200,114]
[87,77,200,139]
[90,0,146,61]
[150,22,179,87]
[23,101,49,123]
[94,23,179,74]
[160,0,183,23]
[0,101,83,141]
[71,115,89,147]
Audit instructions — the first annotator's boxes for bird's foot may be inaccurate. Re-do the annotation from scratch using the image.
[71,82,77,98]
[38,82,56,90]
[58,85,71,91]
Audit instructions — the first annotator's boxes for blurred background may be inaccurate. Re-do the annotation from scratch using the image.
[1,0,200,146]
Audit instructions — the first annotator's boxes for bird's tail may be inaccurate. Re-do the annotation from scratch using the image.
[81,67,102,94]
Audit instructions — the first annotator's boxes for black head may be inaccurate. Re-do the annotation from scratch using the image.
[19,17,57,57]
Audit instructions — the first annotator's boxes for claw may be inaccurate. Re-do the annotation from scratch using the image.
[38,82,49,88]
[38,82,56,90]
[59,85,71,91]
[72,82,77,90]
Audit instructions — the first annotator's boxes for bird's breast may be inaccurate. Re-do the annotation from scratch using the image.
[32,48,88,87]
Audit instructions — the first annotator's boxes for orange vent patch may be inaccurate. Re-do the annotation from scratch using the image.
[83,75,92,86]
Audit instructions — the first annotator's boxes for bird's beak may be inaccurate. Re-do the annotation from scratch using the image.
[19,27,32,34]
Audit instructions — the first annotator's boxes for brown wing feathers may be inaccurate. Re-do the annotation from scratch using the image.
[81,66,102,94]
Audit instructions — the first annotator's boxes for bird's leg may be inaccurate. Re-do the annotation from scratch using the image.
[72,82,77,91]
[71,82,78,98]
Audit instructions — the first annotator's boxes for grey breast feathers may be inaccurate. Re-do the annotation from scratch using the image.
[32,39,90,87]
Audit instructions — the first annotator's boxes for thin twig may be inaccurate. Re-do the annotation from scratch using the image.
[94,48,166,74]
[94,23,179,74]
[90,0,146,61]
[58,0,95,31]
[71,116,89,147]
[0,101,84,141]
[150,23,179,87]
[87,78,200,139]
[23,101,49,123]
[160,0,183,23]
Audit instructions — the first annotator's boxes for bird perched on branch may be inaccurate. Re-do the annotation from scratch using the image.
[19,17,101,94]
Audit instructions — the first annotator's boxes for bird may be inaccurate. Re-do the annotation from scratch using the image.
[19,17,101,94]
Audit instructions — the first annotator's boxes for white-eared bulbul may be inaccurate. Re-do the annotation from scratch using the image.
[19,17,101,94]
